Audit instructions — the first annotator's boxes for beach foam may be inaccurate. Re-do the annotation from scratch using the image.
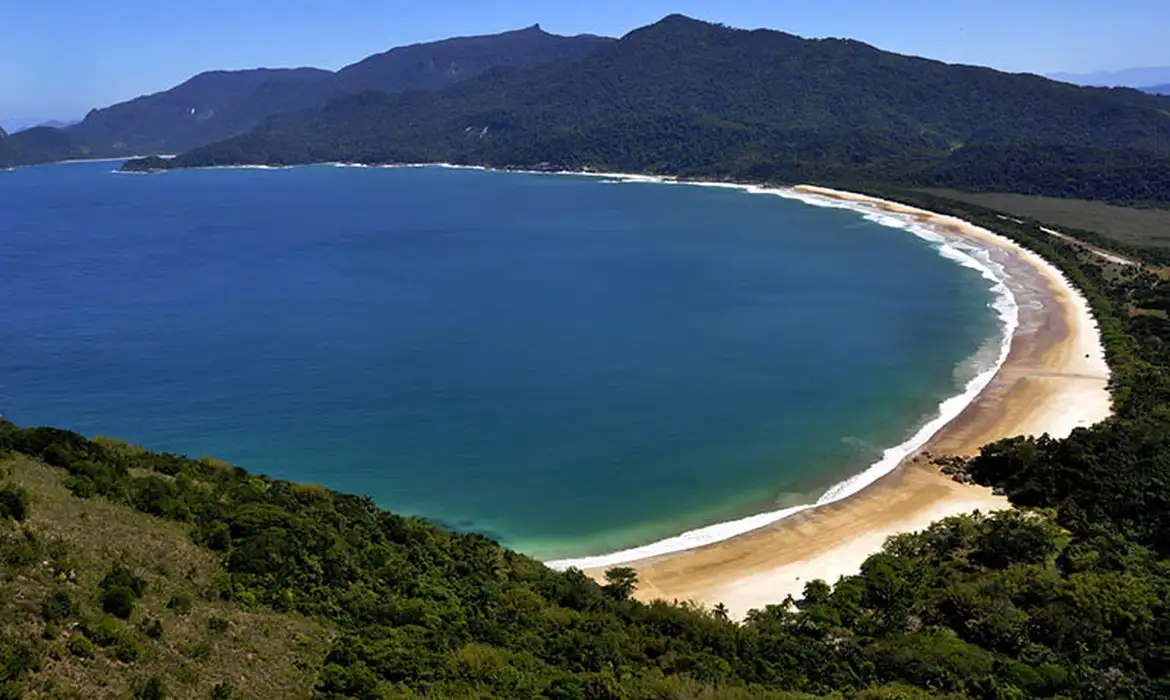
[546,180,1021,571]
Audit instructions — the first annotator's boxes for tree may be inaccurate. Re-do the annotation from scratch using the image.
[602,567,639,601]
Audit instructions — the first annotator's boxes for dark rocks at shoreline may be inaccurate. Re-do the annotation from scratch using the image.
[930,453,978,485]
[120,155,172,173]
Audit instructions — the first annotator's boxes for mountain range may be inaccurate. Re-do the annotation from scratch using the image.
[0,25,611,166]
[1145,84,1170,95]
[1050,66,1170,87]
[129,15,1170,204]
[6,15,1170,204]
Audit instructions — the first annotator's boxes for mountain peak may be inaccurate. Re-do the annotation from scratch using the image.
[657,13,706,26]
[626,14,735,40]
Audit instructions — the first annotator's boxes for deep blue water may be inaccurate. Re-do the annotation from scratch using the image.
[0,162,998,559]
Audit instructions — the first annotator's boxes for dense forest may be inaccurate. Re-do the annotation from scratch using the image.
[122,16,1170,204]
[4,187,1170,698]
[0,26,611,167]
[0,127,89,168]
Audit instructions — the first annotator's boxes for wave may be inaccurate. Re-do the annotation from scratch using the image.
[546,182,1020,571]
[203,164,293,171]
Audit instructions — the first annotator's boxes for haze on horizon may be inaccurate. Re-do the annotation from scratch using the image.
[2,0,1167,130]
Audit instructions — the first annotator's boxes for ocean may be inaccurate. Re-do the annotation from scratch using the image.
[0,161,1003,560]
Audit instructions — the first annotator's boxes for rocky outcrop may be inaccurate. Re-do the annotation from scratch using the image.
[929,453,978,485]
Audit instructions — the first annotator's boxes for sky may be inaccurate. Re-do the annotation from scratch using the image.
[2,0,1167,128]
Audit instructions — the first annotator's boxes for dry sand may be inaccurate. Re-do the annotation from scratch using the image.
[586,185,1113,619]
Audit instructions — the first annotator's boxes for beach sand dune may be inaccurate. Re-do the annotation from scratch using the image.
[586,185,1113,619]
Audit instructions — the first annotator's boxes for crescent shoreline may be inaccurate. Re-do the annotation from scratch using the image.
[581,184,1114,619]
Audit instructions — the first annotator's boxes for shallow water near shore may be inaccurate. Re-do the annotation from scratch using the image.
[0,161,1000,560]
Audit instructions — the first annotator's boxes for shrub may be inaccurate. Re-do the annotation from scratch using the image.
[67,635,96,659]
[165,594,192,615]
[2,530,40,568]
[84,615,124,648]
[41,589,75,622]
[42,621,60,640]
[115,638,142,663]
[99,565,146,619]
[133,677,167,700]
[0,484,28,521]
[101,586,138,619]
[0,633,42,687]
[64,475,95,498]
[100,565,147,598]
[138,617,164,639]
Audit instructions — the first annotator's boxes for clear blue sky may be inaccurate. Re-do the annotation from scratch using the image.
[2,0,1166,126]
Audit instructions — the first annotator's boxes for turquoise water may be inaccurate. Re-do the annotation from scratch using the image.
[0,162,999,559]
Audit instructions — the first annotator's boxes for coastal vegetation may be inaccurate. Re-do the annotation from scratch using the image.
[124,16,1170,206]
[4,186,1170,698]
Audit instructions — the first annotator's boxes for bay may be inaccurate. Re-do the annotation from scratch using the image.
[0,162,999,559]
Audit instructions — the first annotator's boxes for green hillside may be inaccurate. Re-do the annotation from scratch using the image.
[5,193,1170,699]
[0,27,611,167]
[142,16,1170,203]
[0,127,89,168]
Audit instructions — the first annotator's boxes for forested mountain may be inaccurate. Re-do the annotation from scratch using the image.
[140,15,1170,202]
[0,26,612,166]
[0,126,89,166]
[5,192,1170,698]
[332,24,612,95]
[70,67,335,156]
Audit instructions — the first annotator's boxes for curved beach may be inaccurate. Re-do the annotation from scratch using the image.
[580,185,1114,618]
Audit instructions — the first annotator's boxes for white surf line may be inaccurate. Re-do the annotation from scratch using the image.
[545,181,1022,571]
[104,160,1109,567]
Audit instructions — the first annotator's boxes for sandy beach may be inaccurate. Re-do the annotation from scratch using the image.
[584,185,1114,619]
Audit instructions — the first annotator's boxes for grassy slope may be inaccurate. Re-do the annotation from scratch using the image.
[1,454,333,699]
